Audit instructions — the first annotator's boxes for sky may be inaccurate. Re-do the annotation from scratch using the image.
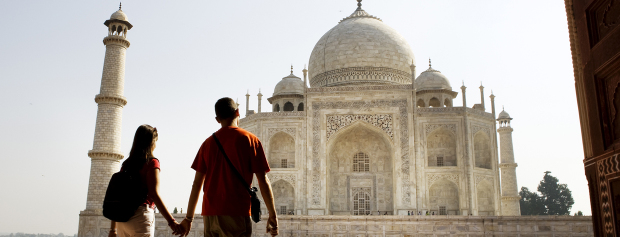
[0,0,586,234]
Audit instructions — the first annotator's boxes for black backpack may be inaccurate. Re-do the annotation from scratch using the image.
[102,158,156,222]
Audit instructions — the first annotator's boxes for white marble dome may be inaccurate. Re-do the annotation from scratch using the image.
[308,6,415,87]
[110,10,128,21]
[415,66,451,90]
[273,73,305,96]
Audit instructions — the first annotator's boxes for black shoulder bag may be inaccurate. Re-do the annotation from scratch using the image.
[212,133,262,223]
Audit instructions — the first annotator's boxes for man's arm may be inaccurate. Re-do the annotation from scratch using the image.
[256,171,278,236]
[181,171,206,236]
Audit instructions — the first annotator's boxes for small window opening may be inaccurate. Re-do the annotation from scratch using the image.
[281,159,287,168]
[439,206,447,215]
[437,156,444,167]
[279,206,287,215]
[353,152,370,172]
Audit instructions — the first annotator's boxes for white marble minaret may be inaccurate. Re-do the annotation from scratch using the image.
[497,109,521,215]
[78,5,132,236]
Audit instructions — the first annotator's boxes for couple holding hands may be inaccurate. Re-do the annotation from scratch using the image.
[109,98,279,237]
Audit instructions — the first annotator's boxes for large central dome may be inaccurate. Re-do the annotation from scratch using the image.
[308,3,415,87]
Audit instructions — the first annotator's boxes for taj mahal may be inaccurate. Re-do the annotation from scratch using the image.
[239,1,519,217]
[78,2,595,237]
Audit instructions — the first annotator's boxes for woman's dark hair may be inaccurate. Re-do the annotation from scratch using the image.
[122,124,158,171]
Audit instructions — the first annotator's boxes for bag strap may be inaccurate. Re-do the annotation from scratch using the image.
[212,133,253,196]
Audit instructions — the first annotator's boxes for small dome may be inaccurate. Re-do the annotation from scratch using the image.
[415,65,451,90]
[110,10,128,21]
[273,73,305,96]
[498,110,511,119]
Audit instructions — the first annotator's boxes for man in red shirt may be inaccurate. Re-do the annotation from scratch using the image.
[180,97,278,237]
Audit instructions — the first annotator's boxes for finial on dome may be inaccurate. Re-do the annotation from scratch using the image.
[429,58,432,68]
[357,0,362,8]
[119,2,122,10]
[291,65,293,74]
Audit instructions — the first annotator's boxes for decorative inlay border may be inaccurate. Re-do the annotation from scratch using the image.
[424,124,457,135]
[310,67,412,88]
[312,99,410,206]
[598,155,616,236]
[307,84,412,93]
[471,124,491,138]
[474,175,494,187]
[427,174,460,187]
[267,128,296,140]
[326,114,393,141]
[268,173,296,186]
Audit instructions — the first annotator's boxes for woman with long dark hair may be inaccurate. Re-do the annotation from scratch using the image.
[109,125,183,237]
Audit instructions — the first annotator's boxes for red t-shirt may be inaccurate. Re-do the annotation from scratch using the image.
[191,126,270,216]
[141,158,160,209]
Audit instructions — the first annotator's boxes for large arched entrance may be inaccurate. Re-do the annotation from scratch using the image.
[327,122,393,215]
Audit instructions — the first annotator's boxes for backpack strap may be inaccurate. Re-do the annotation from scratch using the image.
[212,133,253,197]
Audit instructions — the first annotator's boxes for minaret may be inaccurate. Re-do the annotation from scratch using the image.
[257,89,263,113]
[479,83,485,111]
[79,5,132,236]
[245,90,250,116]
[490,92,496,117]
[497,109,521,215]
[302,65,308,88]
[461,81,467,107]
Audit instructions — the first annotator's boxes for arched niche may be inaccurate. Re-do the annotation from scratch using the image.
[268,132,295,168]
[298,102,304,111]
[429,179,459,215]
[272,180,295,215]
[274,104,280,112]
[427,128,457,167]
[417,99,425,108]
[474,132,492,169]
[327,122,393,215]
[429,97,440,107]
[283,102,294,111]
[477,179,495,216]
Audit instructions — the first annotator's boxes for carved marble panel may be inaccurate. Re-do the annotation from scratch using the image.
[326,114,393,141]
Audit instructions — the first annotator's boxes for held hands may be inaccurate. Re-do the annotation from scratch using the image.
[266,214,279,236]
[107,230,117,237]
[168,221,185,236]
[180,218,193,237]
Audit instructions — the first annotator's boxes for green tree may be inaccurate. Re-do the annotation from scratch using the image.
[574,211,583,216]
[519,187,545,215]
[173,207,178,214]
[539,171,574,215]
[519,171,574,215]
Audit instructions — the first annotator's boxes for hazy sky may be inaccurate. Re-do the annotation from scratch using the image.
[0,0,586,234]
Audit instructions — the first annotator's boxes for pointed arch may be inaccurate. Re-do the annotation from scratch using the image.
[429,97,440,107]
[274,103,280,112]
[327,121,393,214]
[272,180,295,215]
[474,131,492,169]
[444,98,452,107]
[417,99,425,108]
[283,102,294,111]
[429,178,459,215]
[427,128,457,167]
[268,132,295,168]
[298,102,304,111]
